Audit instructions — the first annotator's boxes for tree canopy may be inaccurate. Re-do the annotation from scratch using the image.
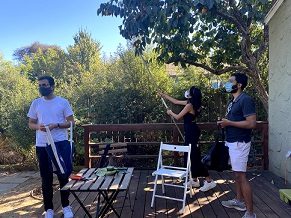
[97,0,272,111]
[13,42,61,63]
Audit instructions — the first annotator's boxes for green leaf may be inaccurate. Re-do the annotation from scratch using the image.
[207,0,215,9]
[152,6,159,13]
[146,6,151,15]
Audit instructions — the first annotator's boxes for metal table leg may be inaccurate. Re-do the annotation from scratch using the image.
[71,191,92,218]
[96,190,120,217]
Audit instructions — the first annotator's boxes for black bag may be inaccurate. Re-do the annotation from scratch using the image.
[201,125,230,172]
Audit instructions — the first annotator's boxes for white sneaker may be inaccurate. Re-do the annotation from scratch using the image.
[45,209,54,218]
[200,180,216,192]
[242,211,257,218]
[63,205,73,218]
[184,179,200,188]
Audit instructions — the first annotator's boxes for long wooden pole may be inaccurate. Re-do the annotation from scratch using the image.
[136,49,185,141]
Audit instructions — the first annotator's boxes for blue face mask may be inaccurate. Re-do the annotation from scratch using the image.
[225,82,238,93]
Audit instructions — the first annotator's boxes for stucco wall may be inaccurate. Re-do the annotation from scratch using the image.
[268,0,291,181]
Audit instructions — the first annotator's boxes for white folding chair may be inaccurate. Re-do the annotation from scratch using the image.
[151,142,193,213]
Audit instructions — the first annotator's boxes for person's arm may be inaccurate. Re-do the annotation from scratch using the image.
[58,115,75,128]
[218,114,256,129]
[28,118,40,130]
[31,115,75,132]
[47,115,75,130]
[158,92,187,106]
[28,118,48,132]
[167,104,192,120]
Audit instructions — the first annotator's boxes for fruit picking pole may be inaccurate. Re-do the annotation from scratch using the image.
[136,49,185,141]
[137,50,168,108]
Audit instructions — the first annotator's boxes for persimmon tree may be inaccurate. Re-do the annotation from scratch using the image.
[97,0,271,111]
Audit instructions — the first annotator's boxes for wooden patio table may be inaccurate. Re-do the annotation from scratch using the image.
[61,167,134,218]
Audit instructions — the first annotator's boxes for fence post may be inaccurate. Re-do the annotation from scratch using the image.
[83,126,90,168]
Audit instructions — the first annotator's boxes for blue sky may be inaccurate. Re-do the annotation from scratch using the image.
[0,0,127,61]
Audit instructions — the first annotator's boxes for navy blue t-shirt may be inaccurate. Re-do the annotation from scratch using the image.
[225,93,256,143]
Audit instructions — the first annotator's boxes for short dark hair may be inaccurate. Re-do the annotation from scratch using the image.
[38,75,55,86]
[231,72,248,90]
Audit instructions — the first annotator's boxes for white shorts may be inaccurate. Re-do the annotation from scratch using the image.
[226,141,251,172]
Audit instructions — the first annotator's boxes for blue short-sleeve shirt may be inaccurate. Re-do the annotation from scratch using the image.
[225,93,256,143]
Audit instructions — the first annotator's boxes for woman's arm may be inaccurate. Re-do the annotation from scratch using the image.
[167,104,193,120]
[158,92,187,106]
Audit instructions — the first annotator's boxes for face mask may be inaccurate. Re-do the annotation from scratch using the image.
[39,86,53,96]
[225,82,238,93]
[184,90,189,98]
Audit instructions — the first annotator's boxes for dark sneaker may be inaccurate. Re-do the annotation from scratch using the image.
[222,198,247,211]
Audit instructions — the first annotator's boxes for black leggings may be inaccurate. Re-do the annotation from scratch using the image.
[184,122,209,178]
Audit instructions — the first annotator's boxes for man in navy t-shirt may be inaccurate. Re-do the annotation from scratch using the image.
[218,72,257,218]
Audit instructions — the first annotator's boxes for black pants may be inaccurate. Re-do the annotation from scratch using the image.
[184,122,209,178]
[36,146,70,211]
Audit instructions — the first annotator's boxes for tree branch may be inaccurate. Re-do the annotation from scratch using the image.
[166,58,250,75]
[254,25,269,60]
[228,0,248,31]
[215,10,248,36]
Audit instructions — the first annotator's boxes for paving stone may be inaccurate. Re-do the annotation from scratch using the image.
[0,183,18,195]
[0,171,40,196]
[0,177,29,183]
[15,171,39,178]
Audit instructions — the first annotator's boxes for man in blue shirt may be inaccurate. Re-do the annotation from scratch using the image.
[218,72,256,218]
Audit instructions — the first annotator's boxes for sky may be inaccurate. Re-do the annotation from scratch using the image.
[0,0,127,61]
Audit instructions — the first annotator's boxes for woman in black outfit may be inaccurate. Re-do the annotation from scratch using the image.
[159,86,216,192]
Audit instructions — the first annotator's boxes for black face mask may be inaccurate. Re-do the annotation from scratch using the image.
[230,84,238,93]
[39,87,53,96]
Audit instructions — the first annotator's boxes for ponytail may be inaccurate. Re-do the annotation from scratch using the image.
[189,86,202,118]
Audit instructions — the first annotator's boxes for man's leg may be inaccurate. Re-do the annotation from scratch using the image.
[234,171,244,201]
[36,146,54,211]
[57,174,70,207]
[55,141,74,218]
[235,171,253,214]
[222,142,249,212]
[55,140,72,207]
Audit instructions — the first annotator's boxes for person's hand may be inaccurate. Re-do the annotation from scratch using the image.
[167,109,172,115]
[38,123,57,132]
[47,123,58,130]
[217,118,230,128]
[158,92,165,97]
[38,124,47,132]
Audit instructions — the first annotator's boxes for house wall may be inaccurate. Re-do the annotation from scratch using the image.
[268,0,291,181]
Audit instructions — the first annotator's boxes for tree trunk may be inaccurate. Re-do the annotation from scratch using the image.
[241,35,269,112]
[248,70,269,112]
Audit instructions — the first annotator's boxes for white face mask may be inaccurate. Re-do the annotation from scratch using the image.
[184,90,189,98]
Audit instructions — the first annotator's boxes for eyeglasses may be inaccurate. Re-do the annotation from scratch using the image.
[38,83,50,87]
[225,101,233,116]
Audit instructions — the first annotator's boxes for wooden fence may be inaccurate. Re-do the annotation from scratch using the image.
[83,121,268,170]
